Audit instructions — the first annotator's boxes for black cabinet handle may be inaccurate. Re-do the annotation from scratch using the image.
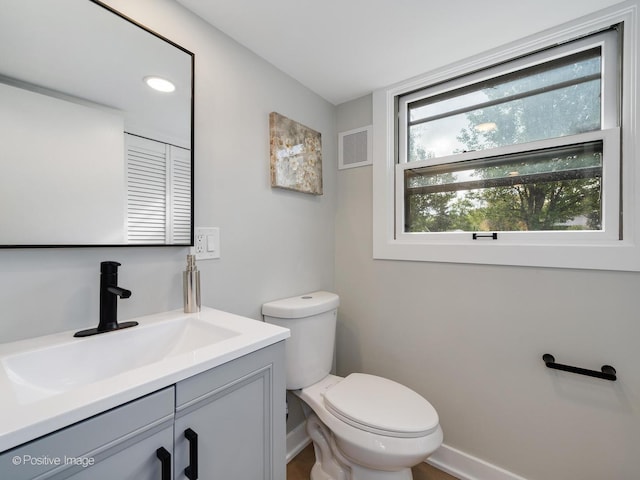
[184,428,199,480]
[156,447,171,480]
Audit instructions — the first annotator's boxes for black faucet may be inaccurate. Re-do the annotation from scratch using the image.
[74,261,138,337]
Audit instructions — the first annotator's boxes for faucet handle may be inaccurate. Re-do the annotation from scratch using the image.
[107,286,132,299]
[101,261,122,274]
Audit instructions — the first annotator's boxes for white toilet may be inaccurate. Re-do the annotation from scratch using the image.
[262,291,443,480]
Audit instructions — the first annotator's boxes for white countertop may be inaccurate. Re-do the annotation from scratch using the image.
[0,307,289,452]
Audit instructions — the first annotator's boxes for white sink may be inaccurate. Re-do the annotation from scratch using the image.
[2,316,239,401]
[0,306,290,452]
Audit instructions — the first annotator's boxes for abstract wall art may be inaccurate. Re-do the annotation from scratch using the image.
[269,112,322,195]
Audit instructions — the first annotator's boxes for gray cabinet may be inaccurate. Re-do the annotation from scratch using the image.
[63,426,173,480]
[0,387,175,480]
[0,341,286,480]
[174,342,286,480]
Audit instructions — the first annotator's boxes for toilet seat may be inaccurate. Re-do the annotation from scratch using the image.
[323,373,439,438]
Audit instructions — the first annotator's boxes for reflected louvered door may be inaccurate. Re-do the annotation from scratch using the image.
[126,134,192,244]
[126,134,168,244]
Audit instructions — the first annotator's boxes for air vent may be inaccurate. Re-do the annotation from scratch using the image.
[338,125,372,169]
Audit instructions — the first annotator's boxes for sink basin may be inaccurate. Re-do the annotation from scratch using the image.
[2,316,239,401]
[0,306,289,452]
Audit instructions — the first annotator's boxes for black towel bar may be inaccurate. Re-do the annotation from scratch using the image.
[542,354,617,381]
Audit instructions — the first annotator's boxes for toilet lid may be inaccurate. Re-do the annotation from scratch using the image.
[323,373,439,438]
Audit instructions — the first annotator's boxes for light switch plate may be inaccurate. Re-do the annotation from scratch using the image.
[195,227,220,260]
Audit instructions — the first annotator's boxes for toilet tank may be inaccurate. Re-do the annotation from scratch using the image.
[262,291,340,390]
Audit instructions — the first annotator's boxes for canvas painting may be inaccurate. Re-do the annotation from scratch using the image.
[269,112,322,195]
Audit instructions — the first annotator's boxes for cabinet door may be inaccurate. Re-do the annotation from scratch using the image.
[174,342,286,480]
[63,424,173,480]
[0,387,175,480]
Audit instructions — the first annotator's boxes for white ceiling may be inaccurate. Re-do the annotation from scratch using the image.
[177,0,622,105]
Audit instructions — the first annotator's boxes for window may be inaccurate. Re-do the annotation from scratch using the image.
[403,137,610,235]
[397,30,619,242]
[372,3,640,270]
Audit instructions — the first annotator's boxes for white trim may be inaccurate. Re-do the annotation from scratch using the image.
[373,1,640,271]
[286,421,311,463]
[427,443,529,480]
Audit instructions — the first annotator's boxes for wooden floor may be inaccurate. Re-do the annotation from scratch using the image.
[287,444,458,480]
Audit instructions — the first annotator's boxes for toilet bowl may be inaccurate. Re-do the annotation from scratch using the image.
[297,374,443,479]
[262,291,443,480]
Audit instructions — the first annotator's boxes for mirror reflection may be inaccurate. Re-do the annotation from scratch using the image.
[0,0,194,246]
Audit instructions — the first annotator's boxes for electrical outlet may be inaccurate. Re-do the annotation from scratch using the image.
[194,227,220,260]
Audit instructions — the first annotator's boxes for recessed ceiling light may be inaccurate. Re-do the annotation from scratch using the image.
[144,76,176,93]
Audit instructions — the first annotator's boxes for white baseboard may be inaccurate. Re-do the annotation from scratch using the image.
[427,443,528,480]
[286,421,311,463]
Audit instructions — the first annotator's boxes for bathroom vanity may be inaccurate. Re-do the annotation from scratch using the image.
[0,308,289,479]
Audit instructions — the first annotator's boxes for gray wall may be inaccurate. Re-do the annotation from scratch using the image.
[0,0,336,343]
[335,100,640,479]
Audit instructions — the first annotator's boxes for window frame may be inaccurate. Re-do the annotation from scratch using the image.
[372,1,639,270]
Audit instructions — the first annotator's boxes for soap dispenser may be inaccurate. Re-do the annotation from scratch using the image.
[183,254,201,313]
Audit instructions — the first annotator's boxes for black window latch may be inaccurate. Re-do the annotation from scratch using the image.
[472,232,498,240]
